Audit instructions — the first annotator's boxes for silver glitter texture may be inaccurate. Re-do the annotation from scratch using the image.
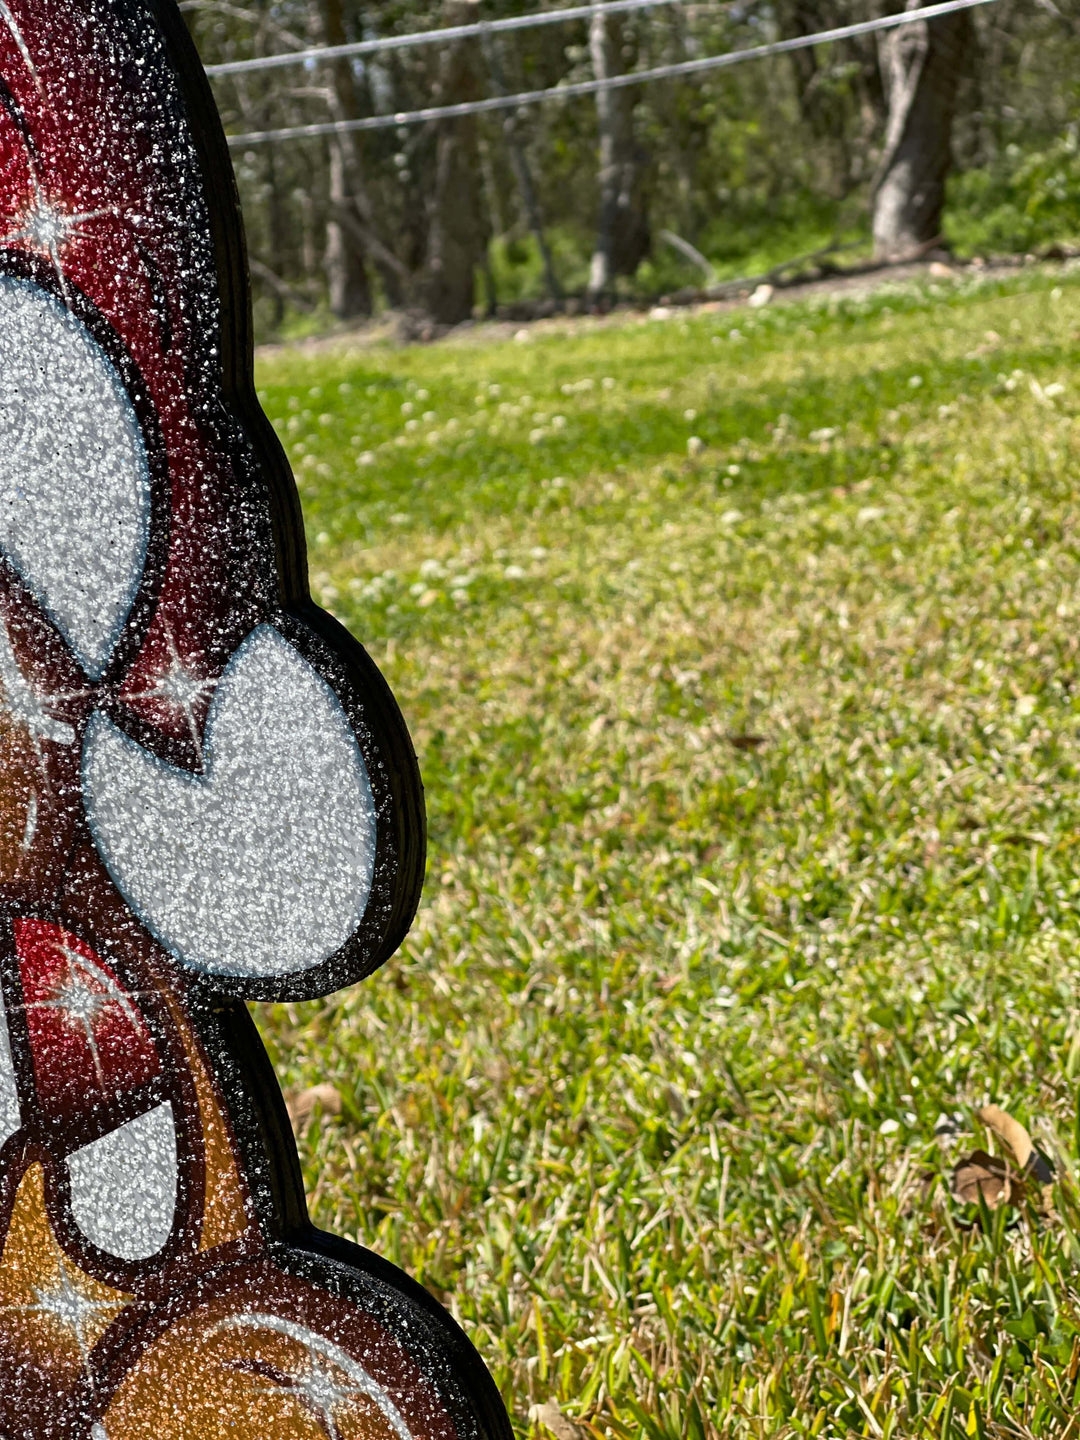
[83,624,377,979]
[0,275,150,678]
[66,1102,177,1260]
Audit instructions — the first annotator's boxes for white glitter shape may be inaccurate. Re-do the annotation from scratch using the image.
[0,276,151,678]
[215,1313,413,1440]
[82,624,377,979]
[66,1102,176,1261]
[0,997,19,1146]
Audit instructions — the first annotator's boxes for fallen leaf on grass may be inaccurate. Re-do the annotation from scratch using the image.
[950,1104,1055,1211]
[952,1149,1025,1210]
[976,1103,1054,1182]
[529,1402,583,1440]
[285,1082,343,1129]
[728,733,766,751]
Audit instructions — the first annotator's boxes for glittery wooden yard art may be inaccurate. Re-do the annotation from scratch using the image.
[0,2,511,1436]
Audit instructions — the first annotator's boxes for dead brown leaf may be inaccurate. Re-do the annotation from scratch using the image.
[952,1149,1026,1209]
[976,1103,1032,1168]
[529,1402,583,1440]
[285,1082,343,1129]
[976,1103,1054,1183]
[728,734,766,751]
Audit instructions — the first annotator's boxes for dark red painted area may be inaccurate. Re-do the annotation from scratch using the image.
[16,918,160,1119]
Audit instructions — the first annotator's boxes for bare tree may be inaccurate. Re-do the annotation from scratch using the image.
[872,0,975,260]
[421,0,489,323]
[317,0,373,318]
[587,4,649,302]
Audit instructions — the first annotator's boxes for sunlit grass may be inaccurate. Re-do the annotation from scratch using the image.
[256,266,1080,1438]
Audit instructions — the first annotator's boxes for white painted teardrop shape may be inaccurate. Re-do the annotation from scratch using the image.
[82,624,377,979]
[67,1102,177,1261]
[0,276,151,678]
[0,998,20,1147]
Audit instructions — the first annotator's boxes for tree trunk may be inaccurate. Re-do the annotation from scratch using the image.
[264,144,288,328]
[587,6,650,301]
[326,141,372,319]
[422,1,489,325]
[318,0,373,318]
[872,0,974,260]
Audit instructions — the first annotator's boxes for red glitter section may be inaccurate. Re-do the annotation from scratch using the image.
[15,918,160,1121]
[0,1,263,742]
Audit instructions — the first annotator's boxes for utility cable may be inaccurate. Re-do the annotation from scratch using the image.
[206,0,701,78]
[223,0,998,148]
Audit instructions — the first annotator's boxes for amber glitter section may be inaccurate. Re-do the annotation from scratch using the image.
[0,1163,130,1410]
[99,1262,462,1440]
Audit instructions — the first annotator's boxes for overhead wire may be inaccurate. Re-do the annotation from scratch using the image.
[205,0,699,77]
[221,0,999,148]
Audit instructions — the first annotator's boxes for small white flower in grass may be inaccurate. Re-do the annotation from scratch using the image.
[1045,382,1066,398]
[727,464,741,477]
[529,428,547,445]
[405,418,419,432]
[879,1118,900,1135]
[687,436,705,458]
[423,410,436,422]
[809,427,836,443]
[684,408,697,422]
[552,415,567,430]
[908,375,923,388]
[416,388,429,401]
[401,400,414,415]
[504,565,526,580]
[721,509,742,524]
[356,452,375,467]
[602,376,616,390]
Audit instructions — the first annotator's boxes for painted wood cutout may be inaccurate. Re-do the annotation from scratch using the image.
[0,2,513,1437]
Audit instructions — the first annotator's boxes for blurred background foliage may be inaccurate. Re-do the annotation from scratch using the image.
[184,0,1080,337]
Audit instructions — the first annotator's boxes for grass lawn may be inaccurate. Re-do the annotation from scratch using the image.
[255,266,1080,1439]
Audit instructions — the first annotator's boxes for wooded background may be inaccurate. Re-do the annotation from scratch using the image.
[184,0,1080,336]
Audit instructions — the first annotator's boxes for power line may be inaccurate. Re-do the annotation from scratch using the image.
[206,0,697,78]
[224,0,997,148]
